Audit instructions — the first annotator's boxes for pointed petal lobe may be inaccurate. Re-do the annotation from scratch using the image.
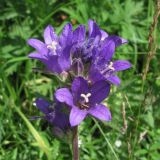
[70,106,87,126]
[106,75,121,86]
[35,98,50,114]
[107,35,128,47]
[90,80,110,105]
[89,104,111,121]
[28,52,47,63]
[27,38,46,53]
[59,23,72,46]
[55,88,73,107]
[88,19,101,38]
[113,60,132,72]
[100,29,108,40]
[73,25,86,42]
[44,25,58,44]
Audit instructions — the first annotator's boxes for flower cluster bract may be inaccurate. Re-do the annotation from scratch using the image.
[28,20,131,130]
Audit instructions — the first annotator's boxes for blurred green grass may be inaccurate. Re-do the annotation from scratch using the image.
[0,0,160,159]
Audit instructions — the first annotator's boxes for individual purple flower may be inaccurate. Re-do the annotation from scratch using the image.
[87,20,131,85]
[28,23,73,74]
[55,77,111,126]
[80,19,128,61]
[34,98,70,131]
[88,19,128,45]
[68,20,129,80]
[88,39,132,86]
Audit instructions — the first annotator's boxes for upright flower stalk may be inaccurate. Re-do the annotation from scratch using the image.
[72,126,79,160]
[28,19,132,159]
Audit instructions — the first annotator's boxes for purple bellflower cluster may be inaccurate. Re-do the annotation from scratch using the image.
[28,20,131,135]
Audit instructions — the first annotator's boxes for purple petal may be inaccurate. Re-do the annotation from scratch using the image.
[88,104,111,121]
[71,77,89,102]
[53,112,69,129]
[88,65,105,83]
[121,37,128,44]
[43,25,58,44]
[73,25,86,42]
[51,103,70,129]
[29,53,62,74]
[106,75,121,86]
[59,23,73,46]
[90,80,110,105]
[100,38,115,60]
[107,35,128,47]
[27,38,46,53]
[88,19,101,38]
[100,29,108,40]
[58,46,71,71]
[113,60,132,72]
[28,52,47,63]
[69,106,87,126]
[35,98,50,114]
[58,55,71,72]
[88,19,94,36]
[55,88,73,107]
[46,55,62,73]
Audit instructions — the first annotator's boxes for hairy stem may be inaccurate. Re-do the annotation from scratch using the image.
[72,126,79,160]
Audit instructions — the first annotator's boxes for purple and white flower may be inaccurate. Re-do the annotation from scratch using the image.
[28,23,73,74]
[28,20,131,81]
[55,77,111,126]
[88,38,132,85]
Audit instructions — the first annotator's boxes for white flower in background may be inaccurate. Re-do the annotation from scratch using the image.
[115,140,122,148]
[78,138,82,148]
[33,102,36,106]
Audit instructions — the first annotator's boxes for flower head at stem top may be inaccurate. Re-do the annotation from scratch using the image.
[27,19,130,79]
[55,77,112,126]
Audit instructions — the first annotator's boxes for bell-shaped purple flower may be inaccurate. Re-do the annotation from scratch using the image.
[28,23,73,74]
[70,19,128,69]
[55,77,111,126]
[89,38,132,86]
[34,98,70,131]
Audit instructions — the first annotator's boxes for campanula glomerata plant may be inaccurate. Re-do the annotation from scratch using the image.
[28,19,131,160]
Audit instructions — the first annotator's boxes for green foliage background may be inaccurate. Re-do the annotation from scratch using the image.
[0,0,160,159]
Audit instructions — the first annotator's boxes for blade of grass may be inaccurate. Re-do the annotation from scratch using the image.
[93,118,119,160]
[15,106,52,160]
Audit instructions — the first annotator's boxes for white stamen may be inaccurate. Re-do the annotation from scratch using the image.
[33,102,36,106]
[80,93,91,103]
[47,41,57,52]
[108,62,115,71]
[100,62,115,75]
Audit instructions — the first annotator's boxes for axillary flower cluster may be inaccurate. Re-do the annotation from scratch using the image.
[28,20,131,133]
